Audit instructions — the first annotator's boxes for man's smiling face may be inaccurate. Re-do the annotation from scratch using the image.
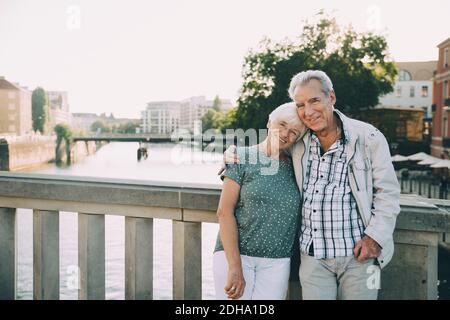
[293,79,336,133]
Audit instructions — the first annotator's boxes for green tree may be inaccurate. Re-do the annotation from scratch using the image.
[222,107,237,130]
[115,121,140,133]
[54,123,72,144]
[212,95,222,111]
[90,120,111,133]
[201,109,218,132]
[32,87,51,134]
[234,12,397,130]
[54,123,73,165]
[201,107,238,133]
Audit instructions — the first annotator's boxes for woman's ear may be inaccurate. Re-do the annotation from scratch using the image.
[266,120,271,129]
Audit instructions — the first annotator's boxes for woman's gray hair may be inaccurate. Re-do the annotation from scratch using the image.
[288,70,334,100]
[268,102,305,132]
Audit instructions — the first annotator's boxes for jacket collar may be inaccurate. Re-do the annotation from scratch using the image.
[300,108,359,158]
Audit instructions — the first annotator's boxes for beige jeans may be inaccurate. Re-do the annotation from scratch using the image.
[299,252,380,300]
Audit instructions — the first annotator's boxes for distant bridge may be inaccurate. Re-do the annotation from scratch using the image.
[72,133,242,144]
[73,133,174,143]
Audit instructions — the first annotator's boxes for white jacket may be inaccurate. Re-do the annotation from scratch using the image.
[290,109,401,268]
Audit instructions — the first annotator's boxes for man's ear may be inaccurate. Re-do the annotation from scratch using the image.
[329,90,336,105]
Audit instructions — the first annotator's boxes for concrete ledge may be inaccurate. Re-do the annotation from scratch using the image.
[0,172,220,211]
[0,196,182,220]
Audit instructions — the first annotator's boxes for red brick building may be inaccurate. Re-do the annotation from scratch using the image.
[431,37,450,158]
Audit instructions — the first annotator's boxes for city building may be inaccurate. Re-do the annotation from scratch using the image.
[431,37,450,158]
[71,113,101,133]
[373,61,436,153]
[71,112,139,133]
[367,106,425,154]
[0,76,32,136]
[141,96,233,135]
[379,61,436,118]
[47,91,71,128]
[141,101,180,134]
[179,96,232,134]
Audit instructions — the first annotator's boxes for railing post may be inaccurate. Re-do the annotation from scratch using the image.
[0,207,16,300]
[428,182,432,198]
[78,213,105,300]
[33,209,59,300]
[380,229,439,300]
[125,217,153,300]
[172,220,202,300]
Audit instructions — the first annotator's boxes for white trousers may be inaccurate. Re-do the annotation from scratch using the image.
[213,250,290,300]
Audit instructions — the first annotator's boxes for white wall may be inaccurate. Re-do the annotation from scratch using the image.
[379,80,433,117]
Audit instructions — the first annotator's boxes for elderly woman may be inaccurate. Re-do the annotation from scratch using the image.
[213,102,305,300]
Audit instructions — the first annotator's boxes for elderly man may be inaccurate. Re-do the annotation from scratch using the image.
[287,70,400,300]
[223,70,400,300]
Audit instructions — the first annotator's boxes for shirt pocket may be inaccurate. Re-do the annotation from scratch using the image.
[330,158,347,187]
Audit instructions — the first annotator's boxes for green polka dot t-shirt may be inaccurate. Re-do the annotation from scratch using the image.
[214,146,301,258]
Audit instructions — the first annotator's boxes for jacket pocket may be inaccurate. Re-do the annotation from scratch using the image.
[351,159,369,193]
[353,159,368,171]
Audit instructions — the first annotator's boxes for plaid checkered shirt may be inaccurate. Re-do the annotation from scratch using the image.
[299,119,365,259]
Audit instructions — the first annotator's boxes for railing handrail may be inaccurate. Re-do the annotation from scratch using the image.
[0,171,221,190]
[1,172,450,230]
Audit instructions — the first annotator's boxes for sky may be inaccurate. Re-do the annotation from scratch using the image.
[0,0,449,118]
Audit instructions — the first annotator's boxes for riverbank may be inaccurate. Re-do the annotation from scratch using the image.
[0,134,103,171]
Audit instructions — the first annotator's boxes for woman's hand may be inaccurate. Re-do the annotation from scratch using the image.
[217,145,240,175]
[224,266,246,299]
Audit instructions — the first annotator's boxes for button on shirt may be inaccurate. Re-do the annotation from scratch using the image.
[299,125,365,259]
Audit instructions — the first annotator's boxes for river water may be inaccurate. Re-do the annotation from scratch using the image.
[16,142,223,300]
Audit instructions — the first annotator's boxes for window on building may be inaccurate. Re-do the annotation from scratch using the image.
[444,116,449,137]
[396,86,402,97]
[8,91,16,99]
[8,114,15,121]
[399,70,412,81]
[410,86,415,97]
[445,48,449,68]
[8,103,15,110]
[8,125,15,132]
[445,81,449,99]
[422,86,429,97]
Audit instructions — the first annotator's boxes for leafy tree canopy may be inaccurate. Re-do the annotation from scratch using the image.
[234,11,397,130]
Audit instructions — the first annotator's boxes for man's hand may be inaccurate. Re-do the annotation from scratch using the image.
[217,145,240,175]
[353,235,381,262]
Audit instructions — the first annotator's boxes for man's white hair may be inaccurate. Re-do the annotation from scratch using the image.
[288,70,334,100]
[268,102,305,131]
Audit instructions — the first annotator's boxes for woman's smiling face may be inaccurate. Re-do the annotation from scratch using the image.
[267,118,302,150]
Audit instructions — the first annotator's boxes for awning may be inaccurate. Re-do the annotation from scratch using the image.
[417,156,443,166]
[406,152,430,161]
[391,155,409,162]
[430,160,450,169]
